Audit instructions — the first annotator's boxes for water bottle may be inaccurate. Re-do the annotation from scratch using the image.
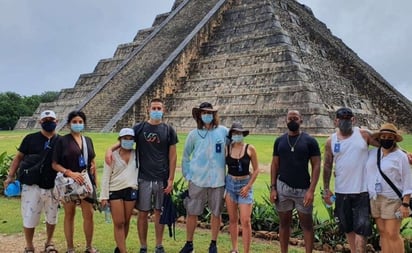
[325,195,336,208]
[104,206,112,223]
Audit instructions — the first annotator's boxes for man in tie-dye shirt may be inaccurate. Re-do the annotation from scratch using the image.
[179,102,228,253]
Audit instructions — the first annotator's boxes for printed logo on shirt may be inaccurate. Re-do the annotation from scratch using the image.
[144,132,160,143]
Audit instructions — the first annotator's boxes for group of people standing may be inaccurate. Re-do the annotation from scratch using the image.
[271,107,412,253]
[3,100,412,253]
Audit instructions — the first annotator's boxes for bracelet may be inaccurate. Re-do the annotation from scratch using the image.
[402,202,410,208]
[270,184,276,189]
[7,174,13,179]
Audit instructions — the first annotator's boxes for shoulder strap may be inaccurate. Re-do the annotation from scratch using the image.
[82,136,88,168]
[377,147,402,199]
[37,134,58,173]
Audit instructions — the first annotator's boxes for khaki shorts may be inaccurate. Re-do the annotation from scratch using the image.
[184,181,225,216]
[21,184,59,228]
[370,194,401,219]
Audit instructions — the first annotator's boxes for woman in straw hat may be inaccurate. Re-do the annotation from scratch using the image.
[365,123,412,253]
[225,122,259,253]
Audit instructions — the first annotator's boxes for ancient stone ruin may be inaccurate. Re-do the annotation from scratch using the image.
[15,0,412,135]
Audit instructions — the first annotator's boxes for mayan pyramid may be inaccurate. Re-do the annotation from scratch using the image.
[15,0,412,134]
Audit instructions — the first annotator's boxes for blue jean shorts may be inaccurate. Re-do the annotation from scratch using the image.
[225,175,253,205]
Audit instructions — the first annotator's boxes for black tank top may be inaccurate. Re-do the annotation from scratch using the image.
[226,144,251,176]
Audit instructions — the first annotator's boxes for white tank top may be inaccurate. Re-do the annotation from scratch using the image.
[331,127,369,194]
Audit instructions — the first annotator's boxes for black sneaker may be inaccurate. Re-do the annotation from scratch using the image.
[208,243,217,253]
[139,248,148,253]
[155,245,166,253]
[114,247,120,253]
[179,242,194,253]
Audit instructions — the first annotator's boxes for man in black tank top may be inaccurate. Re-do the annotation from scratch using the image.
[270,110,321,253]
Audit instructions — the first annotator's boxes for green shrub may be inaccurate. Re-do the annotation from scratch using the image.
[0,151,14,194]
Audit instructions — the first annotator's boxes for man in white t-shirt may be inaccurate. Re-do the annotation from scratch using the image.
[323,107,379,253]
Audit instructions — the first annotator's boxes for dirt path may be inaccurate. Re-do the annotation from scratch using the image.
[0,232,50,253]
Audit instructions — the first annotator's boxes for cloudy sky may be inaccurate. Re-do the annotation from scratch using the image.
[0,0,411,101]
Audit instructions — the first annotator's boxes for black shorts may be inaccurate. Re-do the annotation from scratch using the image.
[334,192,371,236]
[109,187,138,201]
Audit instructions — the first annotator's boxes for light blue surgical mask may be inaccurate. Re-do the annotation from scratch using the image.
[231,135,244,143]
[150,110,163,120]
[71,123,84,133]
[201,114,213,124]
[121,139,134,150]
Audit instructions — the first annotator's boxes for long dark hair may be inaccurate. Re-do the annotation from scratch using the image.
[67,110,87,125]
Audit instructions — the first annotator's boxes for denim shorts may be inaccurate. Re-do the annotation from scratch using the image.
[225,175,253,205]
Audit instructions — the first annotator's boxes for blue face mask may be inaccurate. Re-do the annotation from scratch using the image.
[201,114,213,124]
[41,121,57,132]
[150,110,163,120]
[71,123,84,133]
[232,135,244,143]
[121,139,134,150]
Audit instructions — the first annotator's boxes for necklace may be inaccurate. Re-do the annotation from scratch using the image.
[287,133,301,152]
[231,144,244,172]
[197,129,208,139]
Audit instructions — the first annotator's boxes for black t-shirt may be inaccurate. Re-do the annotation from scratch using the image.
[18,131,59,189]
[273,132,320,189]
[53,134,96,174]
[133,122,178,181]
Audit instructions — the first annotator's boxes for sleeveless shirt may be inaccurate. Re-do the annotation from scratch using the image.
[331,127,368,193]
[226,144,251,176]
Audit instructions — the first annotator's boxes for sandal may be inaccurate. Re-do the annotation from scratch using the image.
[66,249,75,253]
[24,248,35,253]
[45,243,58,253]
[84,247,99,253]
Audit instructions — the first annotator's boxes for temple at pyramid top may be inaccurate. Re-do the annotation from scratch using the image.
[15,0,412,134]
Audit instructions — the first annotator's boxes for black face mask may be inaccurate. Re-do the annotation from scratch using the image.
[41,121,57,132]
[338,119,353,135]
[380,139,395,149]
[287,121,300,132]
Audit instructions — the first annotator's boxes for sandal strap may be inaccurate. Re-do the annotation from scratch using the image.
[85,247,99,253]
[45,244,58,253]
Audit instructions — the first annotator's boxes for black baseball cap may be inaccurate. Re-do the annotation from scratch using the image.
[336,107,353,119]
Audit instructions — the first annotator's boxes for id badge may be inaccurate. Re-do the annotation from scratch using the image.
[334,143,340,153]
[78,155,86,167]
[215,143,222,153]
[375,182,382,193]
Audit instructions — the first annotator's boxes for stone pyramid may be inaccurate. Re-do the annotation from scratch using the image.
[15,0,412,134]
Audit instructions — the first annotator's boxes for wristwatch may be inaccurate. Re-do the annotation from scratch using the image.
[402,202,410,208]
